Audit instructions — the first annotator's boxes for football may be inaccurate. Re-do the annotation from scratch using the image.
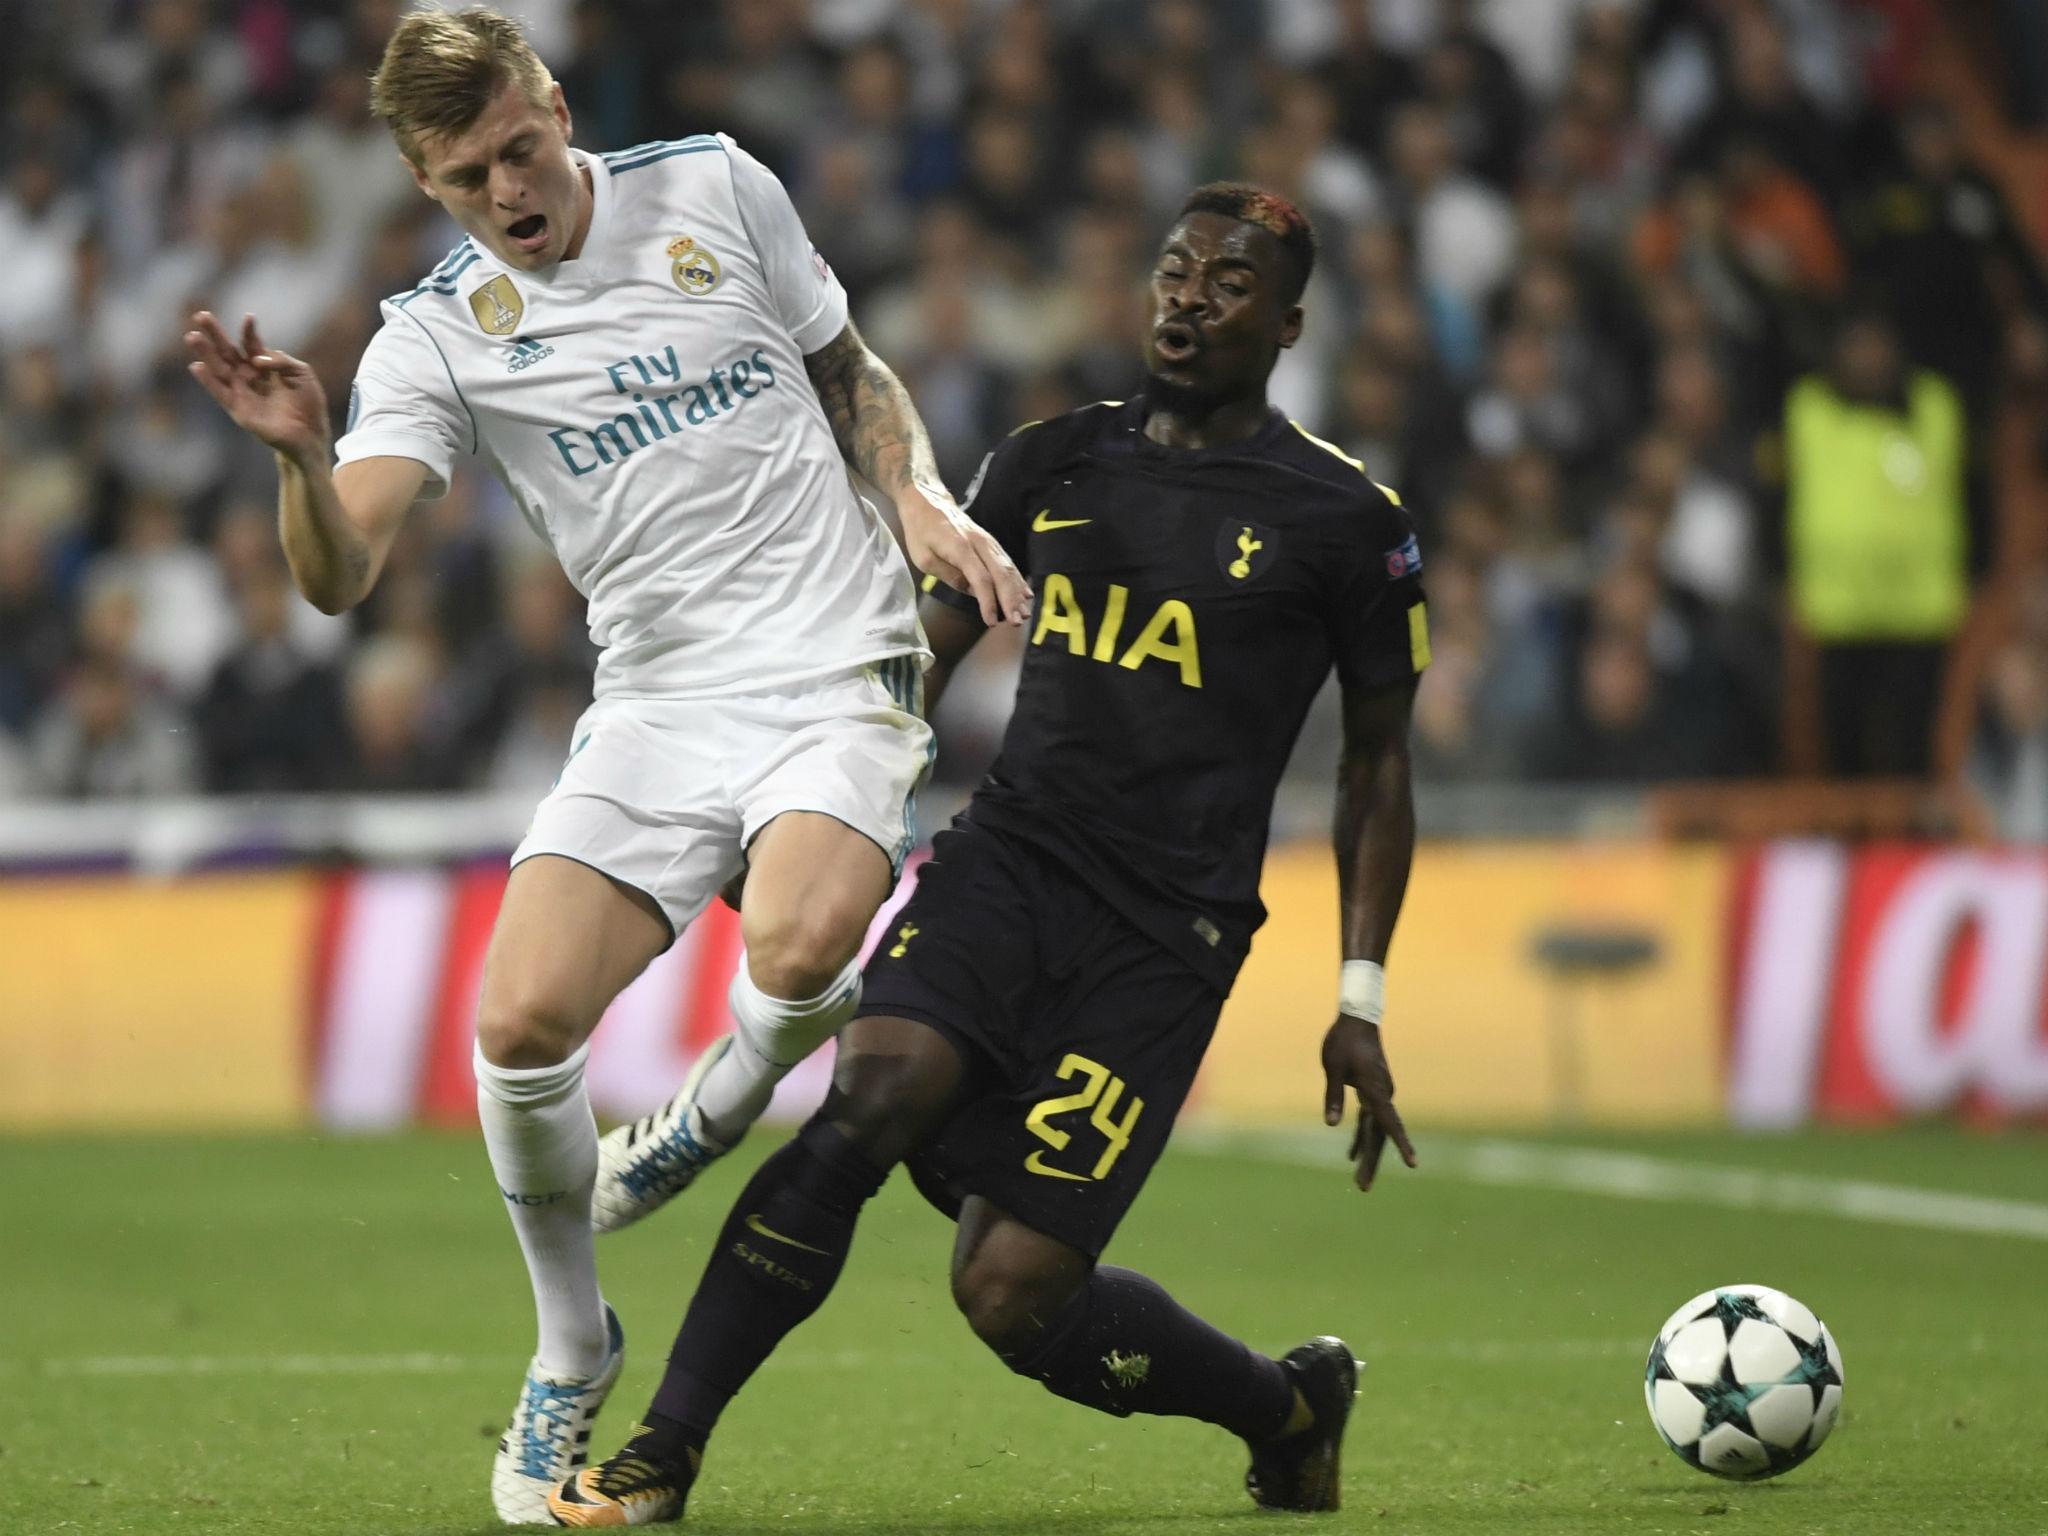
[1644,1284,1844,1480]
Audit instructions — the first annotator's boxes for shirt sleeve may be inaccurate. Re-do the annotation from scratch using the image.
[1328,495,1431,693]
[722,134,850,356]
[922,422,1037,619]
[332,303,471,500]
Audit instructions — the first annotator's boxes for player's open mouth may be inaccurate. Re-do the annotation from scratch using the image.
[1154,322,1203,365]
[507,214,549,253]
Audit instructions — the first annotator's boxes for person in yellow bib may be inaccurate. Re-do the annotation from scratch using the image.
[1785,308,1971,775]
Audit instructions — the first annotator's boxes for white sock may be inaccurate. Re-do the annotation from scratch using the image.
[692,959,862,1143]
[474,1042,609,1380]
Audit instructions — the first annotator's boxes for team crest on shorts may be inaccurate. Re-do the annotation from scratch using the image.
[668,236,721,295]
[469,273,524,335]
[1216,520,1277,583]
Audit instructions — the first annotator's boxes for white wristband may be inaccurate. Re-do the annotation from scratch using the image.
[1340,960,1385,1025]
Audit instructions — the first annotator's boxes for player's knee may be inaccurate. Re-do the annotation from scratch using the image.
[819,1065,942,1169]
[744,908,863,1000]
[952,1249,1084,1359]
[474,991,585,1070]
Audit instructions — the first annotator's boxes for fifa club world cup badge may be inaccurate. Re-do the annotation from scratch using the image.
[668,236,721,295]
[469,274,525,335]
[468,276,524,335]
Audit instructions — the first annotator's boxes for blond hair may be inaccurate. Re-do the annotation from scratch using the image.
[369,7,555,165]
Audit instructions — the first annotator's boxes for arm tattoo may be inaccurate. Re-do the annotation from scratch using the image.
[805,323,943,499]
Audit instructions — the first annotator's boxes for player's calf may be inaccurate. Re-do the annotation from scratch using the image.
[640,1119,887,1441]
[953,1211,1305,1453]
[589,1027,962,1486]
[695,807,897,1137]
[578,1118,890,1506]
[950,1217,1093,1358]
[596,810,896,1231]
[712,958,865,1133]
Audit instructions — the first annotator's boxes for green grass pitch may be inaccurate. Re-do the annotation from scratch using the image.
[4,1125,2045,1534]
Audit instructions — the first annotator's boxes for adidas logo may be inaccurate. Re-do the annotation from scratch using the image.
[506,334,556,373]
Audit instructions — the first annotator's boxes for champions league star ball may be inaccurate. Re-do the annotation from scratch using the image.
[1644,1285,1844,1480]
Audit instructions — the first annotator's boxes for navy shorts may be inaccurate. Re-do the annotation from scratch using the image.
[858,822,1224,1258]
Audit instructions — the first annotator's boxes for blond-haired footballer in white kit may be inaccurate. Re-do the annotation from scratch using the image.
[183,8,1026,1524]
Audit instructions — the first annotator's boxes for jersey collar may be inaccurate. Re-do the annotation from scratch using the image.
[1125,395,1291,462]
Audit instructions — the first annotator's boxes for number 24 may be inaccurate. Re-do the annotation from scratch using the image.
[1024,1054,1144,1181]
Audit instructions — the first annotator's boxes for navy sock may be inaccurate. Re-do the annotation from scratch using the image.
[1001,1266,1296,1442]
[642,1119,887,1453]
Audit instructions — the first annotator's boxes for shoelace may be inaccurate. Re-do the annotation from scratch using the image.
[617,1112,711,1199]
[513,1375,592,1482]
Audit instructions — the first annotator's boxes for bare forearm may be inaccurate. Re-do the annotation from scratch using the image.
[276,451,373,614]
[806,329,942,503]
[1334,745,1415,964]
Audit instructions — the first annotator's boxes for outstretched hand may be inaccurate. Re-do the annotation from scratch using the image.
[1321,1014,1417,1192]
[897,483,1031,629]
[184,311,330,461]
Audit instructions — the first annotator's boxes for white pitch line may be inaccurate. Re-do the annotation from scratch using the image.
[57,1352,475,1377]
[1182,1128,2048,1243]
[17,1138,2039,1384]
[12,1333,2031,1381]
[1370,1337,1638,1362]
[2,1347,932,1380]
[5,1342,1641,1382]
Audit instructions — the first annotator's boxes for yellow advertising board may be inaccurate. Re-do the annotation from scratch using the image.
[0,872,314,1130]
[1201,843,1730,1128]
[0,844,1731,1133]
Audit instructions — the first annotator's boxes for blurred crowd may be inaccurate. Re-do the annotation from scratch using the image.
[1,0,2045,807]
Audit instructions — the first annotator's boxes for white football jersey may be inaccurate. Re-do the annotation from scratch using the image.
[335,134,925,699]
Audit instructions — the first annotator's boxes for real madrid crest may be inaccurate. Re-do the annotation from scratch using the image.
[668,236,721,296]
[469,273,524,335]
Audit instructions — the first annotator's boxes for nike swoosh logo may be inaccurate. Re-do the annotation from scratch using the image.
[1023,1151,1093,1182]
[744,1212,830,1254]
[1031,510,1091,532]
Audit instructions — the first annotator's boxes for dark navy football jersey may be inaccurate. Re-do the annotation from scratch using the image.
[929,396,1428,989]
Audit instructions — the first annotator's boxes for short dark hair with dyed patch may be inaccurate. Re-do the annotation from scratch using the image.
[1175,182,1317,304]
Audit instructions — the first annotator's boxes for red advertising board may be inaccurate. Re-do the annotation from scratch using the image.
[306,856,929,1131]
[9,840,2044,1132]
[1729,844,2048,1126]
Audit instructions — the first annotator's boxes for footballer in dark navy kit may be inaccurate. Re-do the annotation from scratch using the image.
[556,184,1428,1528]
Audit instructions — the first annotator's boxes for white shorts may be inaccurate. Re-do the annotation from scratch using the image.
[511,658,933,941]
